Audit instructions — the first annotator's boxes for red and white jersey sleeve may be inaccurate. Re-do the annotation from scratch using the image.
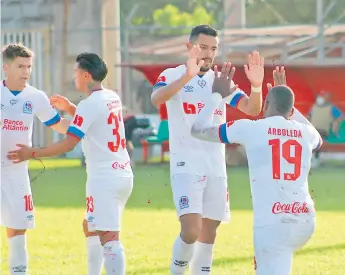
[218,119,253,145]
[152,68,181,92]
[67,100,95,140]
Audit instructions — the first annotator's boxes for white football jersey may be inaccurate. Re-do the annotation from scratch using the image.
[1,81,61,167]
[67,89,133,178]
[220,116,322,227]
[153,65,247,177]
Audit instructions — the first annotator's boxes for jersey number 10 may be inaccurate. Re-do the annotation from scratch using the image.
[108,111,126,152]
[269,139,302,181]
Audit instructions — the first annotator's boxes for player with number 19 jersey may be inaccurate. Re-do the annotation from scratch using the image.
[66,89,133,231]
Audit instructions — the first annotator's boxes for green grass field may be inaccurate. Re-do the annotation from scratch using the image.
[1,159,345,275]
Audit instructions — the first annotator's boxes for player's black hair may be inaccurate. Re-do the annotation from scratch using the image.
[267,85,295,115]
[76,52,108,82]
[189,25,218,42]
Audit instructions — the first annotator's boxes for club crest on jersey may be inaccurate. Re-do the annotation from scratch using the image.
[198,79,206,88]
[179,196,189,209]
[23,101,33,114]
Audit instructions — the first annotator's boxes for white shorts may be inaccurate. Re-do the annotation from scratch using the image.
[85,177,133,232]
[254,219,316,275]
[171,174,230,222]
[1,165,34,229]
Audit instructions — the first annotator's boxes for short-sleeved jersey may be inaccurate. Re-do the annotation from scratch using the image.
[1,81,61,167]
[66,89,133,179]
[153,65,247,177]
[219,116,322,226]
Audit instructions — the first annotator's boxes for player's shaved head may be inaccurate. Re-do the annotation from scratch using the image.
[264,85,295,118]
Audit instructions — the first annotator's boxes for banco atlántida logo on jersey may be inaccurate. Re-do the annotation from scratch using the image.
[183,102,223,116]
[2,119,29,131]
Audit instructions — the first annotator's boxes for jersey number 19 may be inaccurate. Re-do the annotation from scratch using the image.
[269,139,302,181]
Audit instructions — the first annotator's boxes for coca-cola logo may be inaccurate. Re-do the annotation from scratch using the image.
[272,202,310,214]
[112,161,130,170]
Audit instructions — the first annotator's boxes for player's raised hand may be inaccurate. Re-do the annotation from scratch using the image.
[186,45,205,77]
[267,66,287,91]
[212,62,237,98]
[244,51,264,88]
[7,144,33,163]
[50,95,73,112]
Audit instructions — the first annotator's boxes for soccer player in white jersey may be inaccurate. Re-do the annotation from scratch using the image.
[8,52,133,275]
[191,67,322,275]
[1,44,70,274]
[151,25,264,274]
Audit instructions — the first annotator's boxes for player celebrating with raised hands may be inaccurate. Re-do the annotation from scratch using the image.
[1,44,70,275]
[191,67,322,275]
[8,52,133,275]
[151,24,264,275]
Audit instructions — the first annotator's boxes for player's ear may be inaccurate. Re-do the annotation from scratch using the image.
[186,42,193,51]
[289,108,294,118]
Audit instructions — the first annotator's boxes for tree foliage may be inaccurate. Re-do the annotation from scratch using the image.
[152,4,214,35]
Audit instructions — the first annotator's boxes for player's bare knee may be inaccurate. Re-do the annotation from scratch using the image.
[98,231,119,246]
[180,214,202,243]
[198,218,220,243]
[7,228,26,238]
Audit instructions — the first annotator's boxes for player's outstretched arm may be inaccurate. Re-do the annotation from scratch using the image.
[267,66,312,126]
[191,93,224,143]
[192,93,252,145]
[233,51,264,116]
[7,135,80,163]
[151,45,204,107]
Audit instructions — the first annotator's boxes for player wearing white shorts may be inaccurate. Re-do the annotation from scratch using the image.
[191,67,321,275]
[151,25,264,274]
[1,44,70,274]
[8,53,133,275]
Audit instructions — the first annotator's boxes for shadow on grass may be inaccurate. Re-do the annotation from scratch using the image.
[29,163,345,212]
[132,243,345,274]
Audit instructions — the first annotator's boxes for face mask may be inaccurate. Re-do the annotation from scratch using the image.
[316,96,326,106]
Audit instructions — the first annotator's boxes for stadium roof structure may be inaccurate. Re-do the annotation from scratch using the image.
[129,25,345,65]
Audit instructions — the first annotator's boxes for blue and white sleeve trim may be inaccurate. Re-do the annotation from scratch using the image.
[44,113,61,127]
[218,123,230,144]
[229,91,246,108]
[153,82,167,91]
[67,126,85,140]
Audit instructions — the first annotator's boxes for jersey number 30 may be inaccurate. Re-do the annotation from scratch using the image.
[269,139,302,181]
[108,111,126,152]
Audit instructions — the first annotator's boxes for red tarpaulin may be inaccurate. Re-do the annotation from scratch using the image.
[127,64,345,121]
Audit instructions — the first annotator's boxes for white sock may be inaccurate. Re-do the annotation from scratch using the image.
[103,240,125,275]
[190,242,214,275]
[170,235,195,275]
[9,235,28,275]
[87,236,104,275]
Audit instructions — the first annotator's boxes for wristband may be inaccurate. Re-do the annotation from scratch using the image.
[251,86,262,93]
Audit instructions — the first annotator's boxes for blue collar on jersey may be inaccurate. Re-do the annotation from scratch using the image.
[2,80,22,96]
